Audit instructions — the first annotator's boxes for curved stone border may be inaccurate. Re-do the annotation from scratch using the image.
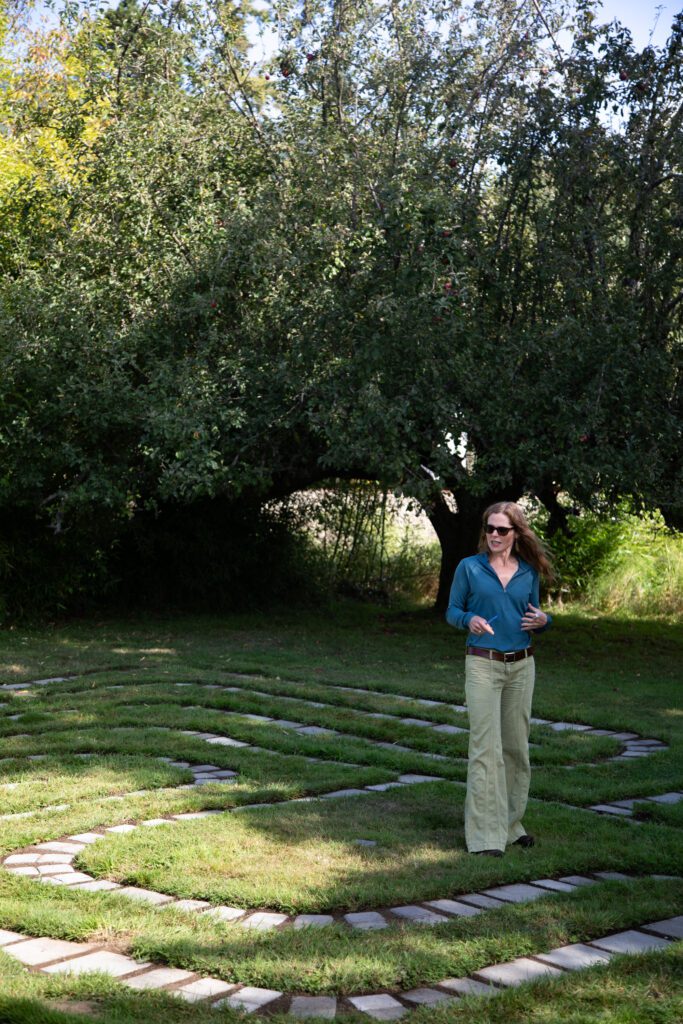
[1,907,680,1016]
[1,673,680,1016]
[0,756,239,823]
[1,673,669,766]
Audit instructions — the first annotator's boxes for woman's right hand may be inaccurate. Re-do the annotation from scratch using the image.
[469,615,495,636]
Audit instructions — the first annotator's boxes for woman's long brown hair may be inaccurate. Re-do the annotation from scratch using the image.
[478,501,554,581]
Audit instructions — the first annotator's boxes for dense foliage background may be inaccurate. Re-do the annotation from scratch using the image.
[0,0,681,618]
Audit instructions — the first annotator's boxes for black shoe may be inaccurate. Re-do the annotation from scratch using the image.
[473,849,504,857]
[512,834,535,848]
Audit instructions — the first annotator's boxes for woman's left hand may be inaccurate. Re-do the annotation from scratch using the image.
[521,603,547,631]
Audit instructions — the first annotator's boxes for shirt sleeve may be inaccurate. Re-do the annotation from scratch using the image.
[531,571,552,632]
[445,560,475,631]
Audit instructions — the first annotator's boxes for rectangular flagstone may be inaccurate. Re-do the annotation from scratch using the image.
[4,937,94,966]
[45,951,151,977]
[290,996,337,1018]
[205,736,249,747]
[432,724,468,734]
[593,871,630,880]
[321,789,367,799]
[643,917,683,939]
[398,718,433,727]
[559,875,597,887]
[529,879,577,893]
[425,899,482,917]
[589,804,632,815]
[348,994,407,1019]
[475,957,563,986]
[344,911,388,930]
[366,783,406,792]
[35,841,84,854]
[203,905,246,922]
[71,879,121,892]
[294,914,335,929]
[482,884,547,903]
[174,977,236,1002]
[0,929,25,946]
[391,905,448,924]
[68,833,103,844]
[116,887,175,905]
[51,872,94,885]
[297,726,335,736]
[121,966,196,989]
[141,818,173,827]
[106,824,136,833]
[217,986,282,1012]
[5,854,40,865]
[438,977,498,997]
[535,943,612,970]
[166,898,211,912]
[240,912,288,931]
[591,930,672,954]
[458,893,507,909]
[5,865,39,876]
[173,812,214,820]
[402,988,453,1005]
[397,774,443,784]
[648,792,683,804]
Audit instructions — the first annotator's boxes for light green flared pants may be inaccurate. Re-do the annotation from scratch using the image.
[464,653,535,853]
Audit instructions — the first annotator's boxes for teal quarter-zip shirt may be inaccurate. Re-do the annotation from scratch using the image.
[446,553,552,651]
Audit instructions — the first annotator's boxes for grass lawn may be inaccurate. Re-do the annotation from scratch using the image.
[0,603,681,1022]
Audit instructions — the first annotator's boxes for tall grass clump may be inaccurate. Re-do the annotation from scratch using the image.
[532,503,682,618]
[586,520,683,617]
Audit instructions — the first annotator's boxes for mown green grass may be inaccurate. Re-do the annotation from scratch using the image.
[0,604,681,1019]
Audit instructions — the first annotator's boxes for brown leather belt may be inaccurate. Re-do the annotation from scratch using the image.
[467,646,533,663]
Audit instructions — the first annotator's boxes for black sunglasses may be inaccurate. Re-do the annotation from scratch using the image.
[485,524,514,536]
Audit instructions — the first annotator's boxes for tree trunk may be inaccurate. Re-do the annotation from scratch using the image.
[428,485,524,614]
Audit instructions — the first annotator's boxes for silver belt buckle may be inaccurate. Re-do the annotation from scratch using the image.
[503,650,517,663]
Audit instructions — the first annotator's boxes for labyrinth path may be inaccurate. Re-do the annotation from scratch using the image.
[1,671,681,1018]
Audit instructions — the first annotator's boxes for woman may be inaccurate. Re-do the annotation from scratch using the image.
[446,501,552,857]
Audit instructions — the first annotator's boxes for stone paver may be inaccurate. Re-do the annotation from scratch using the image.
[204,905,246,922]
[348,994,407,1020]
[290,996,337,1018]
[439,977,498,997]
[35,841,84,854]
[167,898,212,912]
[482,883,547,903]
[294,914,335,929]
[0,929,25,945]
[2,937,93,965]
[396,774,442,784]
[241,912,288,931]
[218,986,283,1012]
[458,893,507,909]
[648,792,683,804]
[344,911,388,931]
[643,916,683,939]
[475,957,563,987]
[391,905,448,925]
[402,988,453,1005]
[174,977,236,1002]
[559,875,597,887]
[530,878,577,893]
[591,930,672,954]
[44,951,151,977]
[425,899,481,917]
[536,944,612,970]
[121,966,196,989]
[116,887,175,905]
[590,804,633,816]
